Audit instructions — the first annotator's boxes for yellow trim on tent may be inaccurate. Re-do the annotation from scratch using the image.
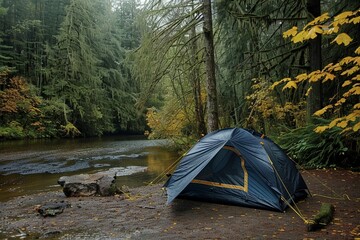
[191,146,248,192]
[191,179,247,191]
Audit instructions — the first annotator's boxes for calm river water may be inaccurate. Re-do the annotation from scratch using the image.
[0,136,179,202]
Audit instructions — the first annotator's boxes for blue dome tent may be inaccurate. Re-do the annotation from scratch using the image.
[164,128,309,212]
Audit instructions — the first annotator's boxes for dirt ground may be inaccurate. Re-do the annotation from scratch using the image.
[0,169,359,240]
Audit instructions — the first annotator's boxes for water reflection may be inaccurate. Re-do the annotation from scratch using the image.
[0,136,179,202]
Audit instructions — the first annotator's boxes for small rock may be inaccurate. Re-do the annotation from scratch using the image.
[37,202,71,217]
[42,230,62,238]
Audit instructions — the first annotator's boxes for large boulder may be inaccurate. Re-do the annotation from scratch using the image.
[58,166,147,197]
[58,172,120,197]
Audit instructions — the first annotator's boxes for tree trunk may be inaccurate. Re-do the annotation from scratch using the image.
[306,0,323,121]
[190,6,206,137]
[203,0,219,132]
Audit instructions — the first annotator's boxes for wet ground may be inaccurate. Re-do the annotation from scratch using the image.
[0,169,359,239]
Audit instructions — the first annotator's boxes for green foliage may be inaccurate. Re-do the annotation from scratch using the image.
[61,122,81,138]
[0,1,6,16]
[98,0,143,134]
[0,0,145,138]
[278,118,358,168]
[43,0,143,136]
[0,121,25,139]
[37,98,66,138]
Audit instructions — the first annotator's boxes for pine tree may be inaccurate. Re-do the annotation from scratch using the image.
[45,0,107,136]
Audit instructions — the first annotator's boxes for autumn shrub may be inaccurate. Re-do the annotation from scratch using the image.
[245,78,306,135]
[0,72,62,139]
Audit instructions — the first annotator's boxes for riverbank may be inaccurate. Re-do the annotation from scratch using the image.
[0,137,178,202]
[0,169,359,239]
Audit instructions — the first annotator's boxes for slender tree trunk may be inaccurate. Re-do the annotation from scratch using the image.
[306,0,323,121]
[190,4,206,137]
[203,0,219,132]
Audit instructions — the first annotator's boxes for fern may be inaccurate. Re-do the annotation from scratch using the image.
[278,118,356,168]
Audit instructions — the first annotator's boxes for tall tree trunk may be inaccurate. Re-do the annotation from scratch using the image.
[306,0,323,121]
[203,0,219,132]
[191,4,206,137]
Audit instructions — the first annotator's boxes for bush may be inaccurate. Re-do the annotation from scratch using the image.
[0,121,25,139]
[278,118,359,168]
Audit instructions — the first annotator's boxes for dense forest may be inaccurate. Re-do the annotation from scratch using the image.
[0,0,143,137]
[0,0,359,168]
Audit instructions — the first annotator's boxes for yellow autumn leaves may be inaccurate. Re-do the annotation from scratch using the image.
[247,80,306,129]
[283,10,359,46]
[273,9,360,134]
[146,106,188,140]
[332,33,353,46]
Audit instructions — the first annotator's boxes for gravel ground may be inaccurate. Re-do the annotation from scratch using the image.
[0,169,359,239]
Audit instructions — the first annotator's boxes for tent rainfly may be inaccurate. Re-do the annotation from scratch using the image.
[164,128,309,212]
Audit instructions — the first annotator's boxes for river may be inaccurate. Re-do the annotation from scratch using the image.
[0,136,179,202]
